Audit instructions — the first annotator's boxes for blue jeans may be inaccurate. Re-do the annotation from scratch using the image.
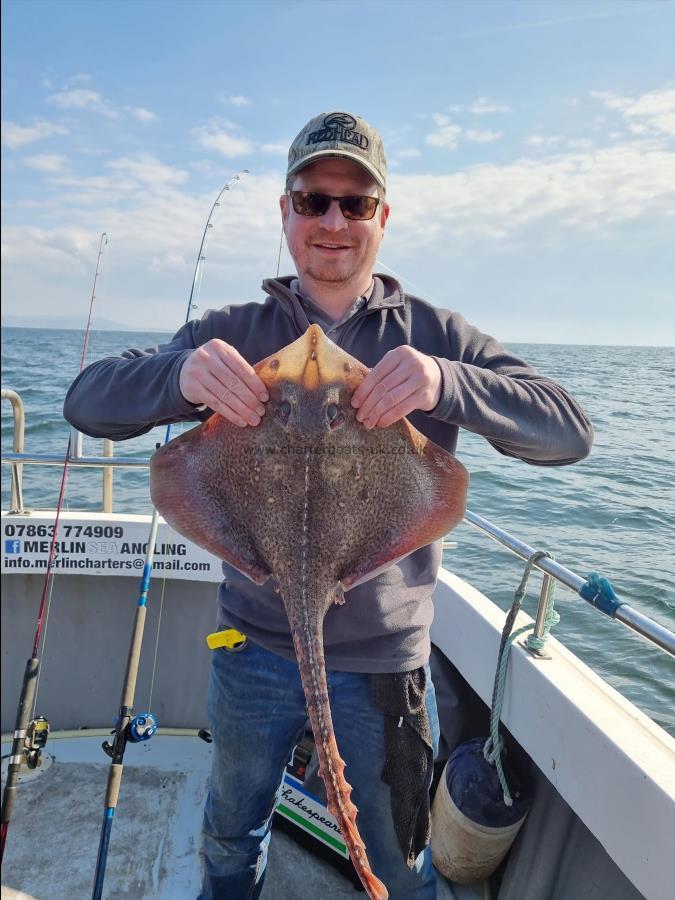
[199,639,440,900]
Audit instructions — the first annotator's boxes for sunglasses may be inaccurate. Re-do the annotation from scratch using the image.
[288,190,380,221]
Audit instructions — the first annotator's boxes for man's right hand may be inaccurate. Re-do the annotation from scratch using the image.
[179,340,269,427]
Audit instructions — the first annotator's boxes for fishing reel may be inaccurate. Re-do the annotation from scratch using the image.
[24,715,50,769]
[128,712,158,743]
[102,711,158,758]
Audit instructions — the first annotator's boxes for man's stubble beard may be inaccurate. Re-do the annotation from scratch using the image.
[303,260,355,284]
[292,237,367,286]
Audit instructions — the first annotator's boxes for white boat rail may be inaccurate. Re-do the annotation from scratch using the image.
[463,509,675,656]
[2,390,674,658]
[1,389,24,512]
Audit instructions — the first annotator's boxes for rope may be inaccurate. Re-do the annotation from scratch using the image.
[526,581,560,653]
[483,550,560,806]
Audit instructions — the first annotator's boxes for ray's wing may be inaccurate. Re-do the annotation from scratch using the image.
[338,420,469,590]
[150,416,271,585]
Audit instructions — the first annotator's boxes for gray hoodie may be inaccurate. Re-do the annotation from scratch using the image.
[64,275,593,672]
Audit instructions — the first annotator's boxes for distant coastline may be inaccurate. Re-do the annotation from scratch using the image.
[2,322,671,348]
[1,317,174,333]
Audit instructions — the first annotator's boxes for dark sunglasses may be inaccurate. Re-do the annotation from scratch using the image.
[288,190,380,221]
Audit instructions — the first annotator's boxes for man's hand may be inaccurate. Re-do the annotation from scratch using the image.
[179,339,268,427]
[351,347,443,428]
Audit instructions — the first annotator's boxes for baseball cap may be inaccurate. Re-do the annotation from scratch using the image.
[286,111,387,191]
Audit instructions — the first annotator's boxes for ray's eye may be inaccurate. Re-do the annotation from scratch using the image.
[275,400,292,425]
[327,402,345,430]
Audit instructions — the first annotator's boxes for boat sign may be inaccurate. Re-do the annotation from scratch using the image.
[276,772,348,858]
[1,511,223,582]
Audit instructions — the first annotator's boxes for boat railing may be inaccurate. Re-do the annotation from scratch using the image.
[2,389,674,659]
[1,389,25,513]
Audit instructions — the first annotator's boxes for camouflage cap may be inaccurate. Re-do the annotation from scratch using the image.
[286,111,387,190]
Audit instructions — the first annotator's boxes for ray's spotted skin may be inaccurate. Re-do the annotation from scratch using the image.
[150,326,469,899]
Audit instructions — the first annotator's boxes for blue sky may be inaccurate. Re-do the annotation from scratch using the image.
[2,0,674,344]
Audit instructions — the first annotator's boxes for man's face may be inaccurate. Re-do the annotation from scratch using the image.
[279,157,389,289]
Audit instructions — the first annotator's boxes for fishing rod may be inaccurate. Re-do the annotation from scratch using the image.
[0,231,108,863]
[91,170,248,900]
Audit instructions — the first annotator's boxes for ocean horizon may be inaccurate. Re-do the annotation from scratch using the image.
[2,321,673,348]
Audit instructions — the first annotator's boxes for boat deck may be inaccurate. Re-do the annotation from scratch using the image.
[2,513,673,899]
[0,734,475,900]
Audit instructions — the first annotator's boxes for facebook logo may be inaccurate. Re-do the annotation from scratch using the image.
[5,540,21,554]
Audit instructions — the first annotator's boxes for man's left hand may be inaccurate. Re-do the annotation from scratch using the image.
[351,347,443,428]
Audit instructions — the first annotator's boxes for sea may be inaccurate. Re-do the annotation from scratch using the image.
[1,326,674,736]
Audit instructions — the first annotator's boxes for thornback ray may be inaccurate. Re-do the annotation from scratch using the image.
[150,324,469,899]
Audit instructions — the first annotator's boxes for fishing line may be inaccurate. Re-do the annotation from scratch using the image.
[146,578,167,713]
[34,270,109,713]
[30,569,57,718]
[375,257,432,299]
[0,231,108,864]
[276,225,285,278]
[91,171,249,900]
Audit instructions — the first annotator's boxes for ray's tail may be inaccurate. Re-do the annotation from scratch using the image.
[290,617,388,900]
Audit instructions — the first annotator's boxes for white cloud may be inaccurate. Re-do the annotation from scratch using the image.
[194,125,253,157]
[24,154,69,173]
[426,122,462,150]
[591,88,675,138]
[47,173,137,206]
[149,252,189,274]
[567,138,594,150]
[128,107,158,123]
[260,142,288,154]
[0,224,107,271]
[47,87,158,123]
[447,98,513,114]
[0,173,284,322]
[4,84,674,330]
[221,95,251,107]
[470,98,512,114]
[386,144,675,245]
[427,115,501,149]
[58,87,94,104]
[465,129,503,143]
[524,135,562,147]
[47,89,117,118]
[107,154,189,187]
[40,154,190,208]
[1,119,68,149]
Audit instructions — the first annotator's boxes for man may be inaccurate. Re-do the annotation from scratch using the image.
[64,110,593,899]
